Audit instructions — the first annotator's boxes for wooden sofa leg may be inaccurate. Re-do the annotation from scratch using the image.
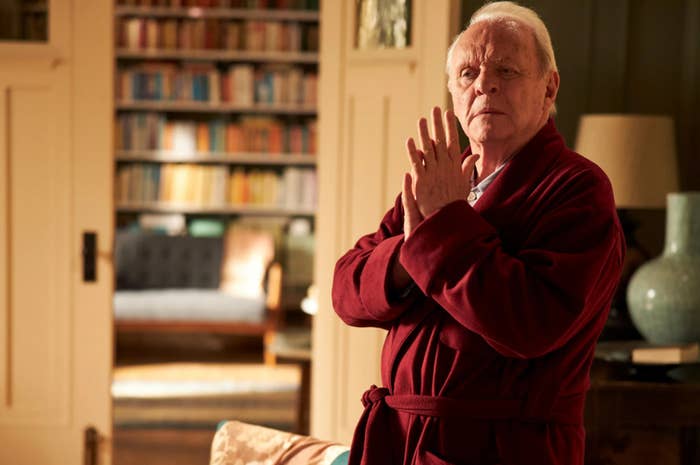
[264,350,276,366]
[264,331,276,366]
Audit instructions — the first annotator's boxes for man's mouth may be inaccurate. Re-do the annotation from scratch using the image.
[476,108,504,116]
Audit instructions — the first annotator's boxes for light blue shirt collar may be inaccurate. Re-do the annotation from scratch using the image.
[468,160,510,206]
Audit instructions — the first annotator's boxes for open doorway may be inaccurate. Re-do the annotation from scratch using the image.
[111,1,319,463]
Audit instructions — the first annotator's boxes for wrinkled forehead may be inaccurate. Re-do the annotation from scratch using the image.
[449,20,535,71]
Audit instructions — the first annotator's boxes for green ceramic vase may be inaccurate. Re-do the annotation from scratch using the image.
[627,192,700,344]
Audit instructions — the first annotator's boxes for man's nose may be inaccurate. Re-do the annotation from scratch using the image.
[475,69,499,95]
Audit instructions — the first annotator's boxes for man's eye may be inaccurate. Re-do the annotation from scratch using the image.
[499,67,517,77]
[459,69,477,80]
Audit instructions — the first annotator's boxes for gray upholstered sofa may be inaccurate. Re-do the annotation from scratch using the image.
[113,231,282,363]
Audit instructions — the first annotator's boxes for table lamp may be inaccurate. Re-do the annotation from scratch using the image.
[574,114,679,339]
[575,114,678,208]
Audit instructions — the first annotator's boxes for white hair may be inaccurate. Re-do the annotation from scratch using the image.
[445,1,558,114]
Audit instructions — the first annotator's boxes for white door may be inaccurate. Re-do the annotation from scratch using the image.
[0,0,113,463]
[312,0,461,443]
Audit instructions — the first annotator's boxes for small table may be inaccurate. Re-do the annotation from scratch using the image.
[586,341,700,465]
[270,328,312,435]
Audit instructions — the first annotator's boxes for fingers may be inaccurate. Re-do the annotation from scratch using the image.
[461,153,480,178]
[402,173,420,214]
[406,137,425,174]
[418,117,436,165]
[402,172,421,227]
[402,172,414,207]
[445,109,461,159]
[401,173,412,238]
[431,106,448,159]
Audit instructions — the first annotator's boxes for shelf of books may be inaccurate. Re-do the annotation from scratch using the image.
[116,150,316,165]
[115,163,317,213]
[17,0,48,41]
[116,49,318,63]
[114,0,320,313]
[114,5,320,21]
[116,203,316,216]
[116,101,317,115]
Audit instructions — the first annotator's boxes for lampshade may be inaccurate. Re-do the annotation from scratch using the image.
[574,114,679,208]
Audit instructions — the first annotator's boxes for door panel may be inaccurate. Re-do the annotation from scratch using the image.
[0,63,79,465]
[0,0,113,463]
[0,82,70,425]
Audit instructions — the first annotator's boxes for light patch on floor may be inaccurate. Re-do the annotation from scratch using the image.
[113,362,300,398]
[112,362,301,429]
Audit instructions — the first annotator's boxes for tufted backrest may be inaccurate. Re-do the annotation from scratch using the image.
[114,232,223,290]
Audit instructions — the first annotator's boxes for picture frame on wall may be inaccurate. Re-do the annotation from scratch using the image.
[355,0,411,50]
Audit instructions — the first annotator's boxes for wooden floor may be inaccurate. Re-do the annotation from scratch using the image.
[112,332,299,465]
[114,428,216,465]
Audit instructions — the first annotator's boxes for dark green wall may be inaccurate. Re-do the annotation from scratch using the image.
[459,0,700,190]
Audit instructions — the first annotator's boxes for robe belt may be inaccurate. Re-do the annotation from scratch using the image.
[349,385,583,465]
[362,385,523,420]
[361,384,584,424]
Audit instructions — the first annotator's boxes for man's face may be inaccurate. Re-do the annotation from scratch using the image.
[448,21,558,148]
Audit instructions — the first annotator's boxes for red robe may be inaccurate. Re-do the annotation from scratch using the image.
[332,119,625,465]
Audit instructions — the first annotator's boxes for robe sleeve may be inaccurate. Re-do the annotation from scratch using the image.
[400,168,624,359]
[332,194,420,329]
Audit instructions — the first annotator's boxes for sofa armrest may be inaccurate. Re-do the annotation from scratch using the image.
[265,262,283,313]
[210,421,349,465]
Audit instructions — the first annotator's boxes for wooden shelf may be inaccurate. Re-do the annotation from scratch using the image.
[114,5,320,22]
[116,202,316,216]
[116,100,317,115]
[116,48,319,63]
[115,150,316,166]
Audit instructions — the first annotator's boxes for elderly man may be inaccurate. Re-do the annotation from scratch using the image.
[332,1,625,465]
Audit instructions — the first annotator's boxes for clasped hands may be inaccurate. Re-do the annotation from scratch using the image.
[402,106,480,239]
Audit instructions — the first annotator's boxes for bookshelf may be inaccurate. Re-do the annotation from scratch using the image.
[1,0,49,41]
[114,0,320,313]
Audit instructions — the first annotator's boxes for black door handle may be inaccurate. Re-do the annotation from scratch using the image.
[84,425,99,465]
[82,232,97,282]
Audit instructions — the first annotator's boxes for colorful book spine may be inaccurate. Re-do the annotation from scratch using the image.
[117,163,232,206]
[116,113,317,154]
[117,0,319,9]
[118,62,317,107]
[118,18,319,52]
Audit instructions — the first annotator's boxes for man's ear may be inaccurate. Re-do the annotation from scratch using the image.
[544,70,560,106]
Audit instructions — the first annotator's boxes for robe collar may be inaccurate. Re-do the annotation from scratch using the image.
[462,118,566,214]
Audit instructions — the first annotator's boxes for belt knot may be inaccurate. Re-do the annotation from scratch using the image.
[361,385,390,408]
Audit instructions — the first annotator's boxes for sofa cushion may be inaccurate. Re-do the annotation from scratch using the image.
[113,289,266,323]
